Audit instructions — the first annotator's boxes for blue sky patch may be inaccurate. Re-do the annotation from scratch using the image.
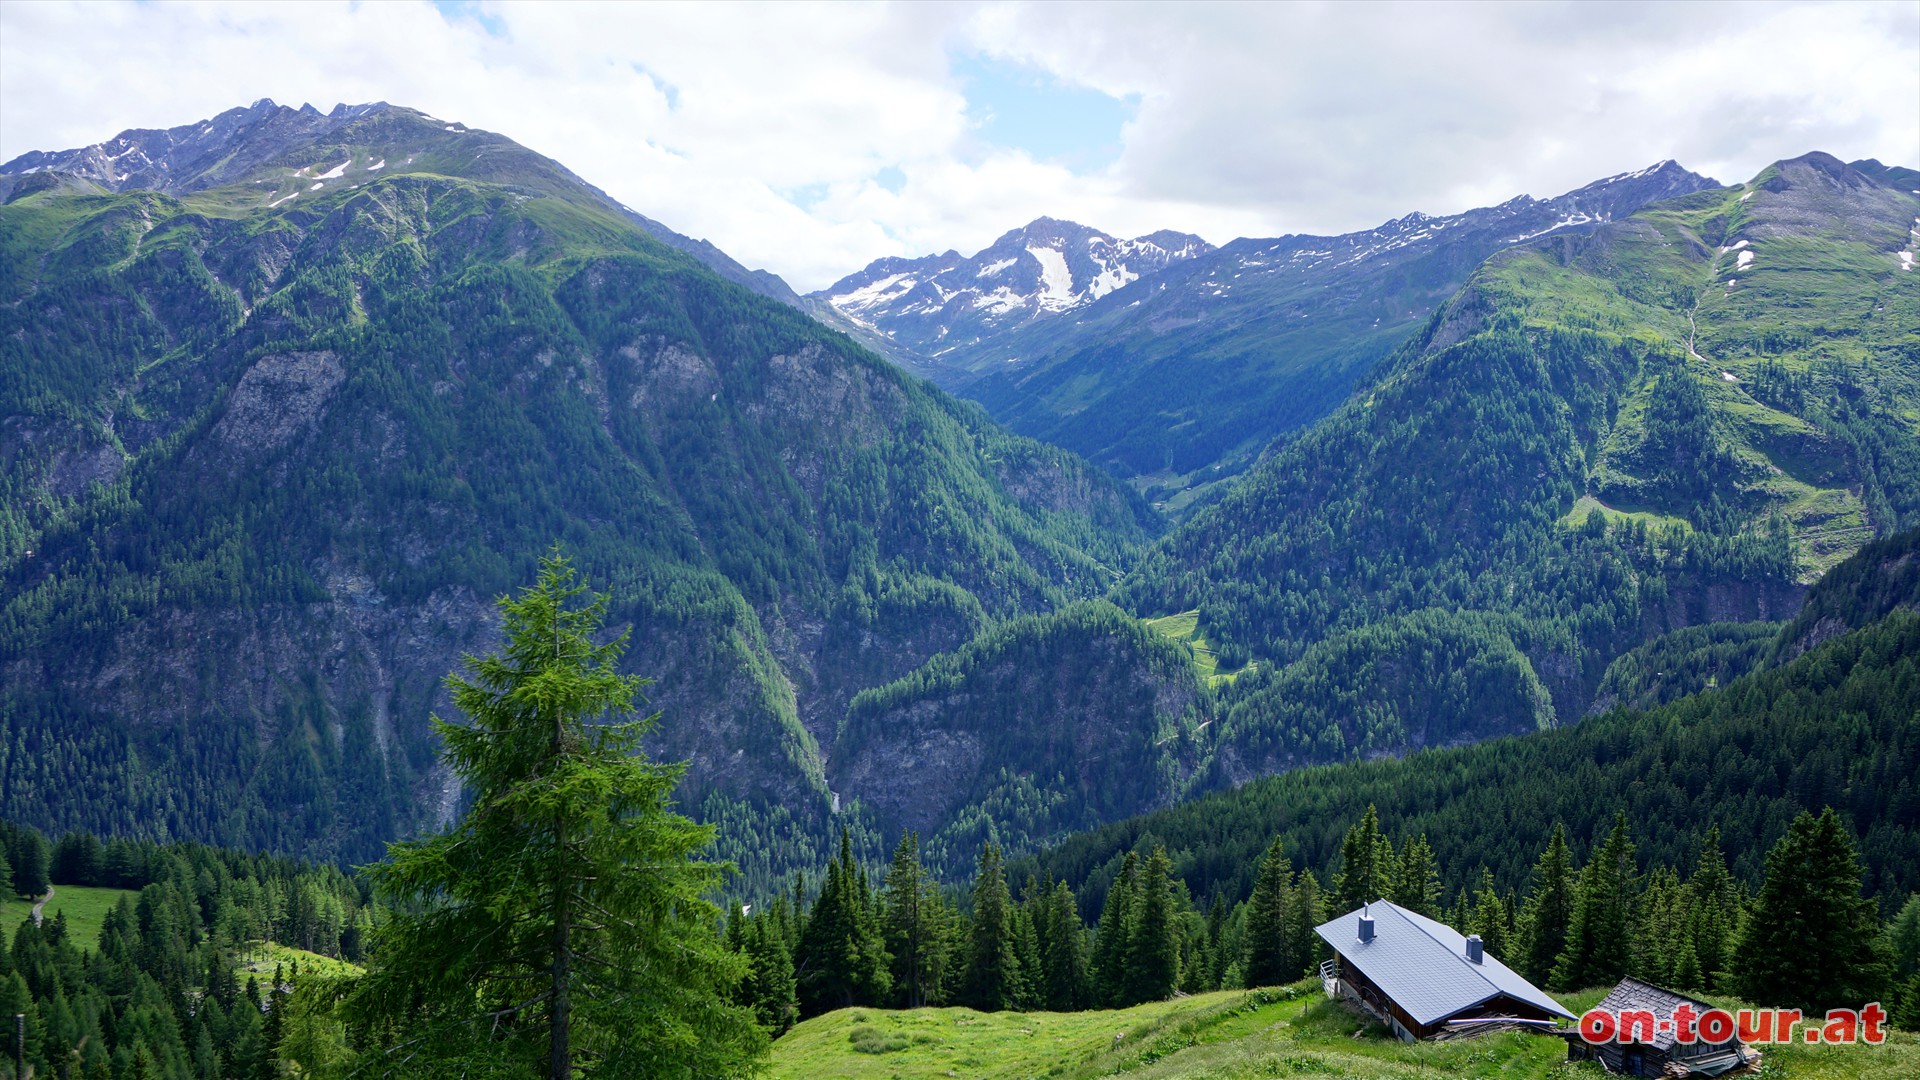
[431,1,506,38]
[952,52,1136,172]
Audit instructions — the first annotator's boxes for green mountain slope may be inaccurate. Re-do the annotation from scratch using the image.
[0,103,1153,865]
[1018,594,1919,922]
[1118,154,1916,757]
[829,601,1206,875]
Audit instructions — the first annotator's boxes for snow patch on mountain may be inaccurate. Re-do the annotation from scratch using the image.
[1027,245,1076,309]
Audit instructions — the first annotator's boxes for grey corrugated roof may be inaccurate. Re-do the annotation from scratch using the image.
[1596,977,1727,1051]
[1315,900,1576,1026]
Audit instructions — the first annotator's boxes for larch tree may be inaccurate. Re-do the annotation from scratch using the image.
[344,552,765,1079]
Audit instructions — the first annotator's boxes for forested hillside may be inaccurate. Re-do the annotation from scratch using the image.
[1016,562,1920,919]
[1119,153,1918,755]
[0,102,1153,869]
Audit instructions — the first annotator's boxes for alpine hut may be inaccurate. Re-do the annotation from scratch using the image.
[1314,899,1575,1041]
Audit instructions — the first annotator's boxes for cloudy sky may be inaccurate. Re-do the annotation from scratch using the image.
[2,1,1915,291]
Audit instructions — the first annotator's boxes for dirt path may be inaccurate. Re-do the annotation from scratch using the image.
[30,884,53,926]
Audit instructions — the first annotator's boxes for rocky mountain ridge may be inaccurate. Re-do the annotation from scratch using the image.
[0,98,804,306]
[807,217,1211,370]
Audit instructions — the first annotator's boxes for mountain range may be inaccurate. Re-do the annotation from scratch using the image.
[823,161,1723,506]
[3,100,1915,886]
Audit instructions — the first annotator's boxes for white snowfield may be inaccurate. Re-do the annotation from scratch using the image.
[1737,250,1755,270]
[1901,252,1915,272]
[976,258,1016,278]
[1026,245,1076,310]
[314,159,350,180]
[367,160,386,171]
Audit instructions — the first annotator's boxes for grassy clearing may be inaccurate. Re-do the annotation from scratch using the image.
[0,884,136,952]
[771,981,1920,1079]
[1144,610,1251,686]
[240,941,364,981]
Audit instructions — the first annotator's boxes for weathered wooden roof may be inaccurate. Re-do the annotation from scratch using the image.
[1595,977,1731,1052]
[1315,900,1576,1026]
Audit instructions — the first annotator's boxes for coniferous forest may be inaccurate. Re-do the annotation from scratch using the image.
[0,25,1917,1078]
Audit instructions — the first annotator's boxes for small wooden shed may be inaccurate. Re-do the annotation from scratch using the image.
[1566,978,1761,1077]
[1314,900,1574,1041]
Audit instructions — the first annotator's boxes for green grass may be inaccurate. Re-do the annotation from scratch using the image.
[1144,609,1252,686]
[240,941,364,981]
[771,982,1920,1079]
[0,884,137,952]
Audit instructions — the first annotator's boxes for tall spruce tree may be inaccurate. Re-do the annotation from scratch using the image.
[1737,808,1888,1013]
[10,828,49,900]
[882,832,938,1009]
[1553,813,1639,991]
[1290,870,1326,978]
[1687,827,1738,990]
[1243,840,1295,988]
[1467,869,1510,960]
[1332,806,1392,914]
[1123,847,1180,1005]
[1389,834,1442,917]
[1041,880,1088,1011]
[344,553,764,1079]
[1515,823,1575,986]
[742,915,798,1035]
[959,842,1020,1012]
[1091,852,1139,1007]
[796,829,891,1014]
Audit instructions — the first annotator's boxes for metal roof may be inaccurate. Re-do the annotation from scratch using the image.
[1315,899,1576,1026]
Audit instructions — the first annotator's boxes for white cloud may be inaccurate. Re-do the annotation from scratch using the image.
[2,1,1914,291]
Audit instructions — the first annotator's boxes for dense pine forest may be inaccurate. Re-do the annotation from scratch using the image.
[4,529,1916,1076]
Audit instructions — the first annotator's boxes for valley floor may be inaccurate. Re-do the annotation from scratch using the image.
[770,981,1920,1079]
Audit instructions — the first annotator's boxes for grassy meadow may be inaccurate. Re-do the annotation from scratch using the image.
[770,981,1920,1079]
[0,884,136,952]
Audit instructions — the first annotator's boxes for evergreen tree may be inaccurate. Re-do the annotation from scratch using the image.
[1332,805,1392,914]
[343,553,765,1078]
[1515,823,1575,986]
[1389,834,1441,917]
[1466,868,1510,960]
[1289,870,1326,979]
[1040,880,1088,1011]
[796,829,891,1014]
[1205,895,1231,991]
[741,915,799,1036]
[1687,827,1738,990]
[1091,852,1138,1007]
[1553,813,1638,991]
[10,828,49,900]
[1737,808,1888,1013]
[1242,840,1295,988]
[1122,847,1179,1005]
[958,842,1020,1012]
[881,833,937,1009]
[1010,902,1044,1010]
